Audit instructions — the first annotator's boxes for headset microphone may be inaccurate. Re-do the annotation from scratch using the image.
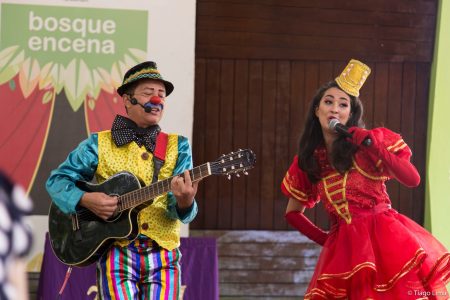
[129,97,164,113]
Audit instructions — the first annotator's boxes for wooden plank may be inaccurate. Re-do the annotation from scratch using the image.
[399,62,417,219]
[246,61,263,228]
[203,59,221,228]
[216,60,235,229]
[220,269,314,283]
[197,17,434,42]
[196,44,431,62]
[232,60,250,229]
[218,242,321,257]
[198,2,436,22]
[411,62,429,225]
[373,62,389,126]
[219,255,317,271]
[288,62,305,160]
[260,60,277,229]
[197,30,431,59]
[220,283,308,297]
[274,61,292,230]
[192,58,207,228]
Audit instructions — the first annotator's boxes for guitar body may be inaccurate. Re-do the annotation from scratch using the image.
[49,172,147,267]
[48,149,256,267]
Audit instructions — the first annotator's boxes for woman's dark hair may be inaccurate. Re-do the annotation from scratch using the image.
[298,81,365,183]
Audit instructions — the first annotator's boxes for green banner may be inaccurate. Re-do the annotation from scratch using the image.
[1,3,147,68]
[0,3,147,111]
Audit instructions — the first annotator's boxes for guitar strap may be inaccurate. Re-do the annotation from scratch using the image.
[152,132,168,183]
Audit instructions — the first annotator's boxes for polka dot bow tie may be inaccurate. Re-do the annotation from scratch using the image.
[111,115,161,153]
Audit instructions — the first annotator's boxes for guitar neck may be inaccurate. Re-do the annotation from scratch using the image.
[117,163,211,211]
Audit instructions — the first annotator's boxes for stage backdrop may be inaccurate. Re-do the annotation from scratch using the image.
[0,0,196,271]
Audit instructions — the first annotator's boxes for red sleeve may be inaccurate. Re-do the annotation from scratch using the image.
[354,128,414,179]
[281,156,319,208]
[377,128,412,160]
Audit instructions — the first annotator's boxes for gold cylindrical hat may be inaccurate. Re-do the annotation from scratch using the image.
[335,59,371,97]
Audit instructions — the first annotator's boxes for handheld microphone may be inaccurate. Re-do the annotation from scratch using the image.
[328,119,372,146]
[129,97,164,113]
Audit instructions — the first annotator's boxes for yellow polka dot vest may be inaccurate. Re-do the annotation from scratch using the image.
[97,130,181,250]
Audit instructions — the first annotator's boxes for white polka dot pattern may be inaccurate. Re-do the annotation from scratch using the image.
[0,172,33,299]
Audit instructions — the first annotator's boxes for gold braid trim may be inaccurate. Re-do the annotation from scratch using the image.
[323,172,351,224]
[387,139,407,153]
[421,252,450,287]
[374,248,426,291]
[353,159,389,181]
[304,287,338,299]
[282,173,309,202]
[318,261,377,281]
[309,248,427,299]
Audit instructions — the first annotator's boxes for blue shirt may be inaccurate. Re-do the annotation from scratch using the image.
[46,133,197,223]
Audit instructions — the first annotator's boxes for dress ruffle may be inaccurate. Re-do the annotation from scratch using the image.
[304,208,450,299]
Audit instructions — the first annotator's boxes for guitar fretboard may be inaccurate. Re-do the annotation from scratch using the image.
[117,163,211,211]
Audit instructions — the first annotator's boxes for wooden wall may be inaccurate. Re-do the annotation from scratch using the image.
[192,0,437,230]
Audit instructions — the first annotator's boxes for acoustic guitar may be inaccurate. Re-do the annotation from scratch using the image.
[48,149,256,267]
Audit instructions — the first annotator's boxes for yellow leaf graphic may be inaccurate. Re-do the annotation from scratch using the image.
[110,62,124,88]
[19,58,40,98]
[96,67,114,94]
[0,46,25,85]
[50,63,65,94]
[128,48,146,62]
[39,62,54,89]
[91,69,105,98]
[64,59,92,111]
[42,90,55,104]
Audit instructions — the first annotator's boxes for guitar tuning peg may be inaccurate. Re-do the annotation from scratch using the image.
[236,173,240,177]
[244,171,248,175]
[227,175,231,180]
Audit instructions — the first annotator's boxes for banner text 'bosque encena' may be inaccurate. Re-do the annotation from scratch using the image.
[28,11,116,54]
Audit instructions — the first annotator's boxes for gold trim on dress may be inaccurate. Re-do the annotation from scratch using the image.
[421,252,450,287]
[307,248,428,299]
[353,159,389,181]
[387,139,407,153]
[322,172,352,224]
[282,173,308,201]
[374,248,426,291]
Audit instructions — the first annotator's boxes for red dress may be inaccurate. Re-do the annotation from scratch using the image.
[282,128,450,299]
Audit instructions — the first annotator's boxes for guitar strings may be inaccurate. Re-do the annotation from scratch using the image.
[71,153,251,221]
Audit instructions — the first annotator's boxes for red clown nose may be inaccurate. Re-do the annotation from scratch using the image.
[150,96,162,104]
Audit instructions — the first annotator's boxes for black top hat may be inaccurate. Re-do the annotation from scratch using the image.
[117,61,174,96]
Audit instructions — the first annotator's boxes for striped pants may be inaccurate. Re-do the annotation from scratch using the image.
[96,238,181,300]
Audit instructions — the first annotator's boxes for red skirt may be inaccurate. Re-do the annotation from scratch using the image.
[305,205,450,299]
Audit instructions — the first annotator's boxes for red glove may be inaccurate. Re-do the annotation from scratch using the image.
[348,127,420,187]
[285,211,328,246]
